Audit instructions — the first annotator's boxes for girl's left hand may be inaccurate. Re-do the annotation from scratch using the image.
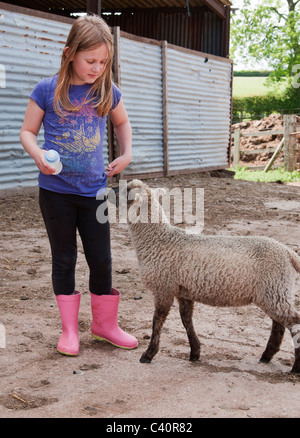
[105,154,131,178]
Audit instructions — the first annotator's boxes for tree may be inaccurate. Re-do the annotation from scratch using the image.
[230,0,300,86]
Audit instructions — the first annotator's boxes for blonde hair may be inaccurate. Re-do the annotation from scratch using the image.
[54,14,114,117]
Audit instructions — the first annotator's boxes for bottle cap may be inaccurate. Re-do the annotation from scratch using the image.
[45,150,59,163]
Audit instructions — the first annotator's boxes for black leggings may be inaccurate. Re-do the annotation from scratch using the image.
[39,188,112,296]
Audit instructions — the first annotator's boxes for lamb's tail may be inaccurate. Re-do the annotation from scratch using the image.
[288,248,300,273]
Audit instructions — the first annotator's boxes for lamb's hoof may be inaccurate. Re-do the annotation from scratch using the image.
[140,354,152,363]
[259,355,270,364]
[189,353,200,362]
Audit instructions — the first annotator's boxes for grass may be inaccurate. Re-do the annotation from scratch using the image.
[233,76,288,97]
[231,167,300,183]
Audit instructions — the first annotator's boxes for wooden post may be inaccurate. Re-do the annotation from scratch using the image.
[233,128,240,169]
[108,26,121,179]
[113,26,121,87]
[107,116,114,165]
[87,0,101,15]
[264,137,285,172]
[284,115,296,171]
[289,133,297,172]
[162,41,169,177]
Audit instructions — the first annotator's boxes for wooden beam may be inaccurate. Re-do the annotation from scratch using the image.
[219,0,232,6]
[162,41,169,177]
[222,1,230,57]
[284,115,296,171]
[264,137,285,172]
[109,26,122,180]
[201,0,226,18]
[233,128,240,169]
[113,26,121,86]
[0,1,74,24]
[87,0,101,15]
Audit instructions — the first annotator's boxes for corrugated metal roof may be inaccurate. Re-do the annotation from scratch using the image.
[101,0,231,9]
[0,1,231,56]
[0,0,231,13]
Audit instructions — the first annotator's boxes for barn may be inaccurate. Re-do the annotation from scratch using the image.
[0,0,232,191]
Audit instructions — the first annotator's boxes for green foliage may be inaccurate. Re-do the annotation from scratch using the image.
[233,95,282,119]
[232,85,300,121]
[232,166,300,183]
[234,70,272,77]
[230,1,300,82]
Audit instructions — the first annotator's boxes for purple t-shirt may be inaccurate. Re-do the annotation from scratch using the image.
[30,75,121,196]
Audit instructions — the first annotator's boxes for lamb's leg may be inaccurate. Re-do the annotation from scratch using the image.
[140,296,173,363]
[290,321,300,373]
[260,320,285,364]
[178,297,200,361]
[259,301,300,373]
[273,311,300,373]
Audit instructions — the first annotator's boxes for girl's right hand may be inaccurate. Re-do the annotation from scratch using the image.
[34,149,56,175]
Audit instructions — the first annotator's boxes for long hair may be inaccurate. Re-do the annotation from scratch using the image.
[53,15,114,118]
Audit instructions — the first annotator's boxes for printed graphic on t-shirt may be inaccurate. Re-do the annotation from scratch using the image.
[52,97,101,176]
[30,76,121,196]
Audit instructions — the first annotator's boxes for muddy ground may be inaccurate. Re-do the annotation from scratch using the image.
[1,169,300,419]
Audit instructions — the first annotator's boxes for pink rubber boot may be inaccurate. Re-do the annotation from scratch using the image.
[91,288,138,349]
[56,291,81,356]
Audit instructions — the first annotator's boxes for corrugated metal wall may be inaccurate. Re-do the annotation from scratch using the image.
[0,10,70,189]
[0,7,232,191]
[167,47,231,171]
[120,37,164,175]
[119,36,232,175]
[0,9,110,190]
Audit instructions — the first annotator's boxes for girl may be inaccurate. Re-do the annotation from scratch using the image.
[20,15,138,356]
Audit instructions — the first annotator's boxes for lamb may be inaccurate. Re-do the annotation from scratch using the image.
[115,179,300,373]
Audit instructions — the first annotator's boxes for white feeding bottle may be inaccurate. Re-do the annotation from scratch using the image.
[45,149,63,175]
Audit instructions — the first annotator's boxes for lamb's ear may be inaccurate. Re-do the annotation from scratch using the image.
[128,187,145,205]
[134,192,144,204]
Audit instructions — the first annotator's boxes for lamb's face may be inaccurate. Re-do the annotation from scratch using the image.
[126,180,153,224]
[110,180,168,225]
[109,179,151,219]
[111,179,150,209]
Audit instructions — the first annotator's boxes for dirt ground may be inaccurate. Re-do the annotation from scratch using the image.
[1,168,300,419]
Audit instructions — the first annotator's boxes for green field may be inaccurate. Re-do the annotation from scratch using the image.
[233,76,287,97]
